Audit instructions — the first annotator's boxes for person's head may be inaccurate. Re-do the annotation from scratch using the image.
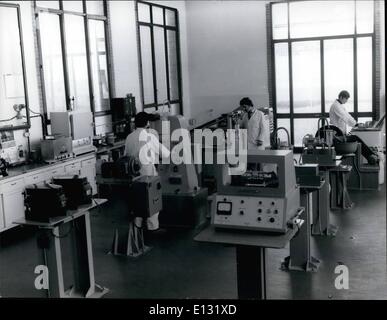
[338,90,350,104]
[240,97,254,113]
[134,112,150,128]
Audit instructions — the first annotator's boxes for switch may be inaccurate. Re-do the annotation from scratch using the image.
[274,209,278,214]
[271,201,275,206]
[258,209,262,213]
[269,217,275,223]
[240,200,244,204]
[259,201,262,205]
[257,217,262,222]
[239,210,244,215]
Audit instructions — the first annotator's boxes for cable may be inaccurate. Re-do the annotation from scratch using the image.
[0,115,17,123]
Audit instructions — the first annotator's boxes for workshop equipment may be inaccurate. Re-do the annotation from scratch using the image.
[301,118,337,166]
[25,182,67,222]
[212,150,300,233]
[151,114,208,228]
[295,164,321,187]
[40,135,73,162]
[52,175,93,209]
[129,176,162,218]
[50,111,96,156]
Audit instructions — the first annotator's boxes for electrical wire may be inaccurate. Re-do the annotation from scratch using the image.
[0,115,17,123]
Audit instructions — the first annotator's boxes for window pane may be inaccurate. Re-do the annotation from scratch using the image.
[86,0,105,16]
[165,9,175,27]
[89,20,110,112]
[64,14,91,111]
[152,6,164,25]
[276,118,291,146]
[138,2,150,23]
[0,6,27,125]
[167,30,179,101]
[324,39,354,113]
[272,3,288,40]
[358,117,373,126]
[356,0,374,34]
[39,13,66,114]
[140,26,154,105]
[294,118,319,147]
[292,41,321,113]
[63,0,84,12]
[36,1,59,9]
[154,27,167,104]
[274,43,290,113]
[357,37,373,112]
[289,1,355,38]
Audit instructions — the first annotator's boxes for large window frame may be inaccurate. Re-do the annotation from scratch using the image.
[136,0,183,113]
[269,0,377,146]
[34,0,113,135]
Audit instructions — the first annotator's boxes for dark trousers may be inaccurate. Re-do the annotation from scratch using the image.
[335,135,376,161]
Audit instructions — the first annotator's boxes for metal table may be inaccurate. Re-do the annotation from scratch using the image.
[194,218,304,300]
[14,199,109,298]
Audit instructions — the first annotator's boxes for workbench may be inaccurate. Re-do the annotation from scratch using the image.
[14,199,109,298]
[194,218,304,300]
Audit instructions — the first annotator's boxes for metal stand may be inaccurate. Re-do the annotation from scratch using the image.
[312,170,338,236]
[330,165,354,210]
[236,246,266,299]
[41,213,108,298]
[282,190,321,272]
[110,220,151,258]
[16,199,109,298]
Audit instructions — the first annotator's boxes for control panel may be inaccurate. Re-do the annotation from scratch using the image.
[213,195,288,233]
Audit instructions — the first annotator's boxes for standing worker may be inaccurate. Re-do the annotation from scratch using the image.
[124,112,170,232]
[238,97,266,150]
[329,90,378,165]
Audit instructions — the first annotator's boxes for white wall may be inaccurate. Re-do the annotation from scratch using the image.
[0,1,43,151]
[185,0,270,127]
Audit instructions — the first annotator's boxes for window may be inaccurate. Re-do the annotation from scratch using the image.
[136,1,182,114]
[35,0,111,131]
[270,1,376,146]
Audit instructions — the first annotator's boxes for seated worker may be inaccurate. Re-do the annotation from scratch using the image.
[238,97,266,151]
[329,90,378,165]
[124,112,170,231]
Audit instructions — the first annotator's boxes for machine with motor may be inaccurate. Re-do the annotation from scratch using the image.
[52,175,93,209]
[40,134,73,162]
[24,182,67,222]
[50,111,96,156]
[212,150,301,233]
[301,118,337,166]
[150,114,208,228]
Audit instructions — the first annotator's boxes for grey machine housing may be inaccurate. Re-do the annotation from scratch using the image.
[212,150,300,233]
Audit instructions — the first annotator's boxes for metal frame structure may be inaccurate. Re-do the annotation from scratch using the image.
[34,0,113,134]
[269,0,378,146]
[136,1,183,114]
[0,2,30,132]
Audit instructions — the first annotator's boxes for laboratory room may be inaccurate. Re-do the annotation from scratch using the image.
[0,0,385,301]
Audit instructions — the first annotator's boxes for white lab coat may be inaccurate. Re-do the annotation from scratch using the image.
[240,109,266,150]
[329,100,356,135]
[124,128,170,230]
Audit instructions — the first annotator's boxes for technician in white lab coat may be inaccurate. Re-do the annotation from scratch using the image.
[124,112,170,231]
[329,90,378,165]
[239,97,266,150]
